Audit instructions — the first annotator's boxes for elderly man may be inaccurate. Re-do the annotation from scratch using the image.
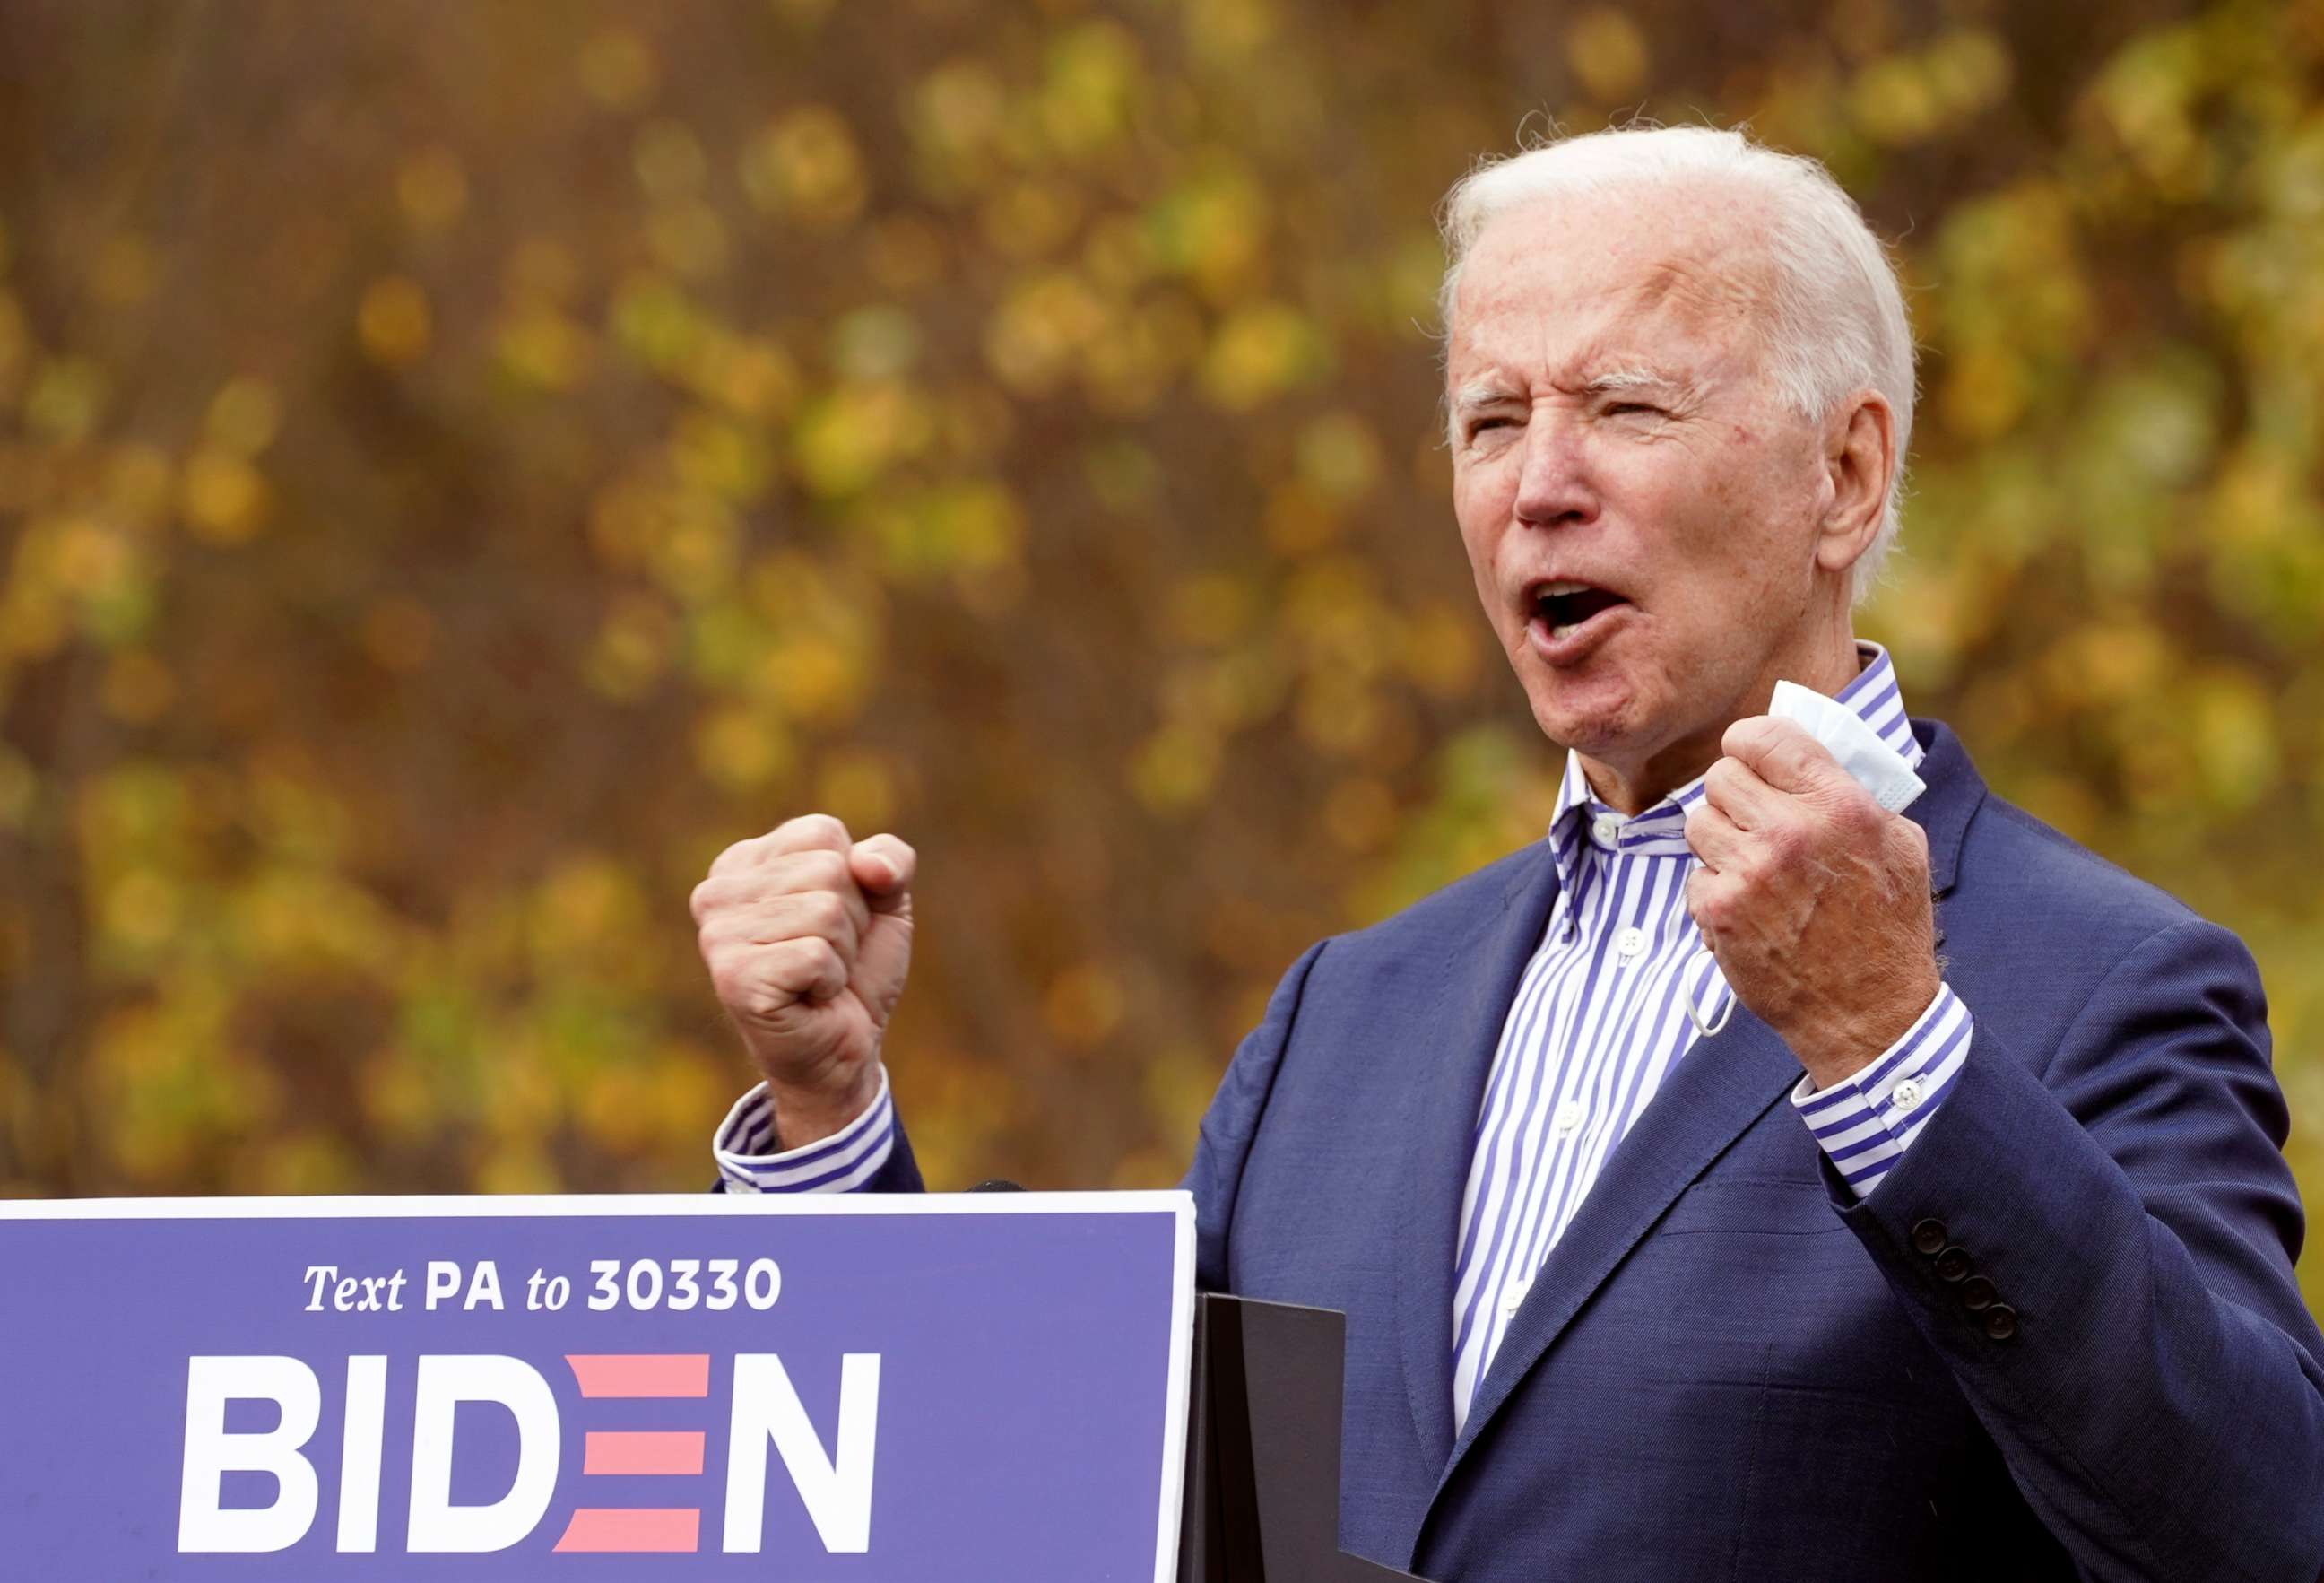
[689,126,2324,1579]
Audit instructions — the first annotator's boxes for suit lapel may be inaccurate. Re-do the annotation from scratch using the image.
[1433,1004,1801,1490]
[1392,842,1561,1477]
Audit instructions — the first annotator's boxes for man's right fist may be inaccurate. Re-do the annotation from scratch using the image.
[690,814,916,1148]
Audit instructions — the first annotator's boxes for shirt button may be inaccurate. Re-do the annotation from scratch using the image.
[1500,1277,1531,1316]
[1616,926,1647,960]
[1592,813,1622,847]
[1890,1077,1924,1111]
[1552,1099,1584,1136]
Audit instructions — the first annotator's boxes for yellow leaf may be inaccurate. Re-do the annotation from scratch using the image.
[1296,413,1382,502]
[815,748,898,831]
[396,147,469,231]
[357,276,431,367]
[694,705,798,793]
[1131,724,1221,813]
[577,29,658,112]
[181,448,270,544]
[1164,573,1254,648]
[23,357,107,441]
[1564,9,1650,102]
[738,107,867,230]
[1201,303,1323,411]
[1044,961,1126,1048]
[205,378,282,457]
[634,120,707,199]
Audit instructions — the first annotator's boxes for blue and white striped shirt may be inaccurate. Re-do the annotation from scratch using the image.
[1448,644,1973,1430]
[714,1065,898,1194]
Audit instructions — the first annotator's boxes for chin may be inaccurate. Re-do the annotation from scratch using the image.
[1526,690,1638,758]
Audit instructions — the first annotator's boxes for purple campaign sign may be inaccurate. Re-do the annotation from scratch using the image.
[0,1191,1194,1580]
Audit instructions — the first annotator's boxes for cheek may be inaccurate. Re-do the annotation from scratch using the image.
[1451,467,1513,578]
[1621,444,1733,535]
[1626,441,1801,583]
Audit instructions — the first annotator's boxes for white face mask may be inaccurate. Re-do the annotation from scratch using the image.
[1768,680,1925,813]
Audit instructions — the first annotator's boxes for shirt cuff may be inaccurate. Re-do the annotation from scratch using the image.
[1791,986,1973,1199]
[712,1066,896,1194]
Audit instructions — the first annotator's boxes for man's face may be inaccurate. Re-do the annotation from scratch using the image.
[1446,181,1845,796]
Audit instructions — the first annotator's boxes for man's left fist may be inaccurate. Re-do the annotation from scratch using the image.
[1682,715,1940,1088]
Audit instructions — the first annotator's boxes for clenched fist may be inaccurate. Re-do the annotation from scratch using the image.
[691,814,916,1150]
[1682,716,1940,1089]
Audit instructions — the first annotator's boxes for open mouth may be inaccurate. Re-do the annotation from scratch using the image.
[1531,579,1631,639]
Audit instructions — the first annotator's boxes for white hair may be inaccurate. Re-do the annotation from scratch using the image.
[1438,125,1917,604]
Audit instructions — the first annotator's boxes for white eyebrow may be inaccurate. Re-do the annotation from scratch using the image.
[1451,378,1523,416]
[1452,367,1686,413]
[1582,365,1683,394]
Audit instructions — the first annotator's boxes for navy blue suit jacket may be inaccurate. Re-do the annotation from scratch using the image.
[857,719,2324,1580]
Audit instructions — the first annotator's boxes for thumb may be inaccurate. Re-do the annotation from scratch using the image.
[851,894,914,1022]
[848,835,916,909]
[1720,716,1849,800]
[847,836,915,1019]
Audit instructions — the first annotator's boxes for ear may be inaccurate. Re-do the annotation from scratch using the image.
[1812,390,1895,578]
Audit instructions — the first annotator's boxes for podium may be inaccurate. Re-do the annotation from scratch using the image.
[0,1191,1200,1579]
[0,1192,1428,1579]
[1178,1294,1425,1581]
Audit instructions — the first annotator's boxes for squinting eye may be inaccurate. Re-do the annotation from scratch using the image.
[1606,401,1665,418]
[1469,417,1516,439]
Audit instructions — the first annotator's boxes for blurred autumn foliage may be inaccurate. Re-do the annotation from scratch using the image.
[2,0,2320,1309]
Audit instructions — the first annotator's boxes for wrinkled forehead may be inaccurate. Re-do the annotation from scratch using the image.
[1446,182,1780,386]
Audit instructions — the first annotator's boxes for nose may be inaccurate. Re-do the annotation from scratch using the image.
[1513,406,1598,530]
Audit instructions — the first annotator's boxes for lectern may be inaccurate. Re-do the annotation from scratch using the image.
[1178,1294,1426,1581]
[0,1191,1199,1579]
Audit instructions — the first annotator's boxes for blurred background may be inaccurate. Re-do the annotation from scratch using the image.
[1,1,2320,1312]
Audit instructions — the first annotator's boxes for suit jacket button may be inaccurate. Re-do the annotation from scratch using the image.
[1983,1304,2018,1342]
[1934,1245,1973,1283]
[1910,1218,1948,1256]
[1959,1274,1997,1312]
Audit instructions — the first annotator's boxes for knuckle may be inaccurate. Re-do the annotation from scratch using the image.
[803,890,850,935]
[739,981,793,1022]
[783,931,837,967]
[1760,814,1804,860]
[798,936,846,983]
[776,812,853,853]
[800,848,852,890]
[1835,789,1880,831]
[707,839,761,878]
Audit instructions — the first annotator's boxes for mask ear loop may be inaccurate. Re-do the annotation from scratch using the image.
[1679,801,1735,1037]
[1683,950,1735,1038]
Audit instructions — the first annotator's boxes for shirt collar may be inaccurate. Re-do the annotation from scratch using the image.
[1548,642,1921,868]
